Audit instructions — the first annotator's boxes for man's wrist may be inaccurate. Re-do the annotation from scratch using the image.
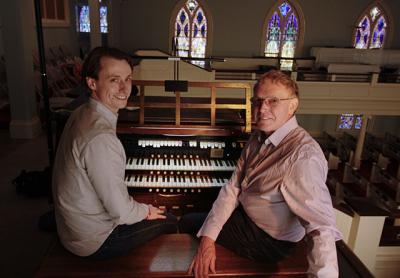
[201,236,215,244]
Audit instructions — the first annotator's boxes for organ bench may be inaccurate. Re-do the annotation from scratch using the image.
[35,234,372,277]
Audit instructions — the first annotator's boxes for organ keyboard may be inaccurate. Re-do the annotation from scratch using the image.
[119,134,247,214]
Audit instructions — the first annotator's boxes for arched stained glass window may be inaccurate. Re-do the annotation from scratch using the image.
[264,1,299,70]
[76,4,108,33]
[173,0,208,61]
[354,5,387,49]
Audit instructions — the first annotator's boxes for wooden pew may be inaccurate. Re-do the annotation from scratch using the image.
[35,234,372,277]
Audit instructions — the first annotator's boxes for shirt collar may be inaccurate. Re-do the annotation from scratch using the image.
[257,116,298,147]
[89,98,118,129]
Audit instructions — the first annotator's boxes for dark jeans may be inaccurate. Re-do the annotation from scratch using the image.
[179,205,296,263]
[88,213,178,260]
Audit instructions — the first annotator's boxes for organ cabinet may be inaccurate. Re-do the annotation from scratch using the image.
[117,80,252,215]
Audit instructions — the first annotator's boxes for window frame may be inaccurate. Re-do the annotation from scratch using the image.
[41,0,70,28]
[260,0,305,68]
[169,0,213,58]
[352,1,393,49]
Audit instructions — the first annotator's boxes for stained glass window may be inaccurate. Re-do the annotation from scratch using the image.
[100,6,108,33]
[76,5,108,33]
[264,1,299,70]
[354,5,387,49]
[338,114,363,130]
[173,0,207,65]
[77,6,90,32]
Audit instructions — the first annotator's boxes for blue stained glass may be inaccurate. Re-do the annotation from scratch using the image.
[201,25,206,37]
[361,18,368,31]
[268,13,280,30]
[184,24,188,36]
[339,114,354,129]
[354,115,362,129]
[197,11,203,24]
[378,18,384,31]
[180,11,186,24]
[363,34,368,44]
[194,24,198,37]
[79,6,90,32]
[372,31,377,43]
[380,33,384,43]
[279,2,291,17]
[100,6,107,33]
[174,0,206,60]
[355,31,361,43]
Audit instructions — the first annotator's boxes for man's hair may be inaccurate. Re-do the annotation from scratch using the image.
[81,47,133,88]
[253,70,299,98]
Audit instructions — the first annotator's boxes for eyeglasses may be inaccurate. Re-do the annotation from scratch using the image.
[251,96,297,108]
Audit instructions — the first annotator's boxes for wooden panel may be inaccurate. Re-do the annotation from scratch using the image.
[35,235,371,277]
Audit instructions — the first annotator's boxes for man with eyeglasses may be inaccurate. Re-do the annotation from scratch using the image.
[180,70,342,277]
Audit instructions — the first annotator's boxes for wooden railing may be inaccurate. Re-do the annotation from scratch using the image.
[124,80,252,133]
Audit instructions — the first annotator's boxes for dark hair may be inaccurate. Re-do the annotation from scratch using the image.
[253,70,299,98]
[81,47,133,88]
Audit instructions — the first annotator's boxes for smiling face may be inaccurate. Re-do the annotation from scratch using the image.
[86,56,133,114]
[253,79,298,135]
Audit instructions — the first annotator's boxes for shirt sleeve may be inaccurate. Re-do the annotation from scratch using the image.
[83,133,149,225]
[281,153,342,277]
[196,138,251,240]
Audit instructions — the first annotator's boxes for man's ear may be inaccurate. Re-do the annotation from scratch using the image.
[289,97,299,115]
[86,77,96,91]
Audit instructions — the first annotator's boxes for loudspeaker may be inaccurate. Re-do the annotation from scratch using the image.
[164,80,188,92]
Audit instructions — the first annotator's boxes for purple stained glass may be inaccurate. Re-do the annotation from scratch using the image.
[197,11,203,24]
[339,114,354,129]
[269,13,280,30]
[201,25,206,37]
[184,24,188,36]
[279,2,291,17]
[180,11,186,24]
[380,33,384,43]
[174,0,206,59]
[284,14,298,42]
[363,34,368,44]
[378,18,385,31]
[355,30,361,43]
[354,115,362,129]
[194,24,198,37]
[100,6,107,33]
[361,18,368,31]
[372,31,377,43]
[79,6,90,33]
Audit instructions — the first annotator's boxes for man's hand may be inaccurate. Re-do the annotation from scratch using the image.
[146,205,166,220]
[188,236,216,277]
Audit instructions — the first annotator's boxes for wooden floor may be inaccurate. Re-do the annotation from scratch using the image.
[35,234,309,277]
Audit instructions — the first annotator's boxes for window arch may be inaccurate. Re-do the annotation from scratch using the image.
[170,0,212,60]
[262,1,304,70]
[353,3,389,49]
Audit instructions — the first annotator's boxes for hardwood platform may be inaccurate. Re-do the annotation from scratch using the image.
[35,234,372,277]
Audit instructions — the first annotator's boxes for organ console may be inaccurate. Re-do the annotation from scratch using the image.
[117,80,252,215]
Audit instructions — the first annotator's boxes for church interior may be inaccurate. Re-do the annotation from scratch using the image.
[0,0,400,277]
